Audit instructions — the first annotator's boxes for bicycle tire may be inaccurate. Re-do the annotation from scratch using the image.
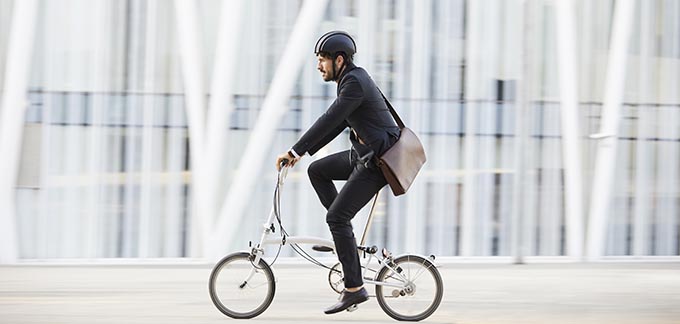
[375,254,443,321]
[208,252,276,319]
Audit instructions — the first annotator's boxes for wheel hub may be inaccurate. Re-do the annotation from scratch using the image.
[403,282,416,296]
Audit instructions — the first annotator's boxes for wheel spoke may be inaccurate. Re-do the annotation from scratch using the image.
[410,259,435,283]
[246,281,270,289]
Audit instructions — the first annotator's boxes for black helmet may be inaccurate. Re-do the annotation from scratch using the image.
[314,31,356,60]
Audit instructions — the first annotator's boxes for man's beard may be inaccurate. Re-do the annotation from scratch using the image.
[322,70,334,81]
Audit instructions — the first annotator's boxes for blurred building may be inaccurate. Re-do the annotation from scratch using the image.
[0,0,678,261]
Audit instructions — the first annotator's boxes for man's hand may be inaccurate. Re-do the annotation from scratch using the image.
[276,151,300,171]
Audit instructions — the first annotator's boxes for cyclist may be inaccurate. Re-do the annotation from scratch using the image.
[276,30,400,314]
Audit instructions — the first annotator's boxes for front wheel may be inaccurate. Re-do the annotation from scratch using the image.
[208,252,276,319]
[375,255,443,321]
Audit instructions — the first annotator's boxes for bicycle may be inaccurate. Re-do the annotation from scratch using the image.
[208,162,443,321]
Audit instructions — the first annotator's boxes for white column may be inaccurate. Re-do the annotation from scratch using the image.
[404,0,431,254]
[201,0,246,256]
[295,51,316,243]
[554,0,584,259]
[586,0,635,260]
[477,0,500,256]
[139,0,159,258]
[655,0,680,256]
[511,0,534,263]
[165,96,186,257]
[209,0,329,259]
[386,0,408,254]
[83,0,113,258]
[430,0,455,255]
[173,0,207,257]
[461,0,482,256]
[358,0,378,75]
[40,1,60,258]
[0,0,38,263]
[633,0,654,256]
[654,0,680,253]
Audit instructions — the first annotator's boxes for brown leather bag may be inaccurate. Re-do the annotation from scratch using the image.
[376,90,426,196]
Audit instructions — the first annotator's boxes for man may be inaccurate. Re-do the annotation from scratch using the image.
[275,31,400,314]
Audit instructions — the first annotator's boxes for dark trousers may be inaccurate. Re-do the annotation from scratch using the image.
[308,150,387,289]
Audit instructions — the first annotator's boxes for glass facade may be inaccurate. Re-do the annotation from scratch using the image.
[0,0,678,259]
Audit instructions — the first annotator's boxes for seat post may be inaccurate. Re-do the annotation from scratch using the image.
[359,191,380,246]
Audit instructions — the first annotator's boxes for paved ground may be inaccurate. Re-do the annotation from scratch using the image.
[1,262,679,324]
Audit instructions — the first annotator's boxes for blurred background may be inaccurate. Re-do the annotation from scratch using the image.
[0,0,678,263]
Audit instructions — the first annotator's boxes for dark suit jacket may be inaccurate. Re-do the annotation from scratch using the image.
[292,62,400,159]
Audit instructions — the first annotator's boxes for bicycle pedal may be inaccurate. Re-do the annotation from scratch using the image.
[346,304,358,312]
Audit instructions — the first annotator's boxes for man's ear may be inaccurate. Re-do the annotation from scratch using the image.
[335,54,345,66]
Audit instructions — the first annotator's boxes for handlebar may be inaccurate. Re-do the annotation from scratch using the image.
[277,160,290,184]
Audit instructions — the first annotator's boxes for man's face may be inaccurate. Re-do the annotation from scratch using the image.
[317,54,336,82]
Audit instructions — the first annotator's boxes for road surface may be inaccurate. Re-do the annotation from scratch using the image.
[1,262,679,323]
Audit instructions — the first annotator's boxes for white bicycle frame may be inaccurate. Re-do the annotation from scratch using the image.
[246,165,431,290]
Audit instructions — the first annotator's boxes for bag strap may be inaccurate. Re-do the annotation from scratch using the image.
[376,87,405,129]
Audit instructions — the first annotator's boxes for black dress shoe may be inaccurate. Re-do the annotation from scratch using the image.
[324,287,369,314]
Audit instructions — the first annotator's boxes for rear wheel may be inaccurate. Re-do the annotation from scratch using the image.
[208,252,276,319]
[375,255,443,321]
